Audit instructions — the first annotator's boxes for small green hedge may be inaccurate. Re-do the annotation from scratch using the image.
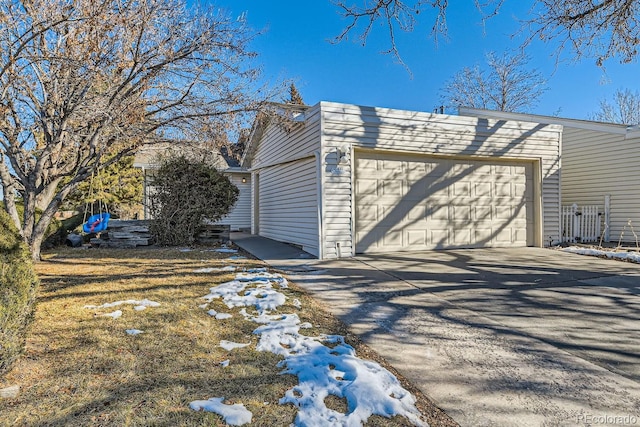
[0,208,39,378]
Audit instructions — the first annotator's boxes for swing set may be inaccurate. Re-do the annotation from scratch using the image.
[82,171,111,234]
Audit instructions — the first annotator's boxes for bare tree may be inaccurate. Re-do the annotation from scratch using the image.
[0,0,265,260]
[528,0,640,66]
[333,0,640,65]
[441,51,547,112]
[591,88,640,125]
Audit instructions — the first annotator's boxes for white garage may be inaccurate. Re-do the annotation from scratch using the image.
[243,102,561,260]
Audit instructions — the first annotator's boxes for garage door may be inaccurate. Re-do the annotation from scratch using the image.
[355,151,535,253]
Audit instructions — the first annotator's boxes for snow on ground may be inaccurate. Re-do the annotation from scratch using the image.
[213,248,238,253]
[201,270,288,314]
[206,309,233,320]
[562,246,640,263]
[101,310,122,319]
[219,340,251,351]
[189,397,252,426]
[126,329,144,335]
[84,299,161,310]
[193,266,236,273]
[193,268,427,427]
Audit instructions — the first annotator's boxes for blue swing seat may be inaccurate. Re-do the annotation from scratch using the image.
[83,212,111,233]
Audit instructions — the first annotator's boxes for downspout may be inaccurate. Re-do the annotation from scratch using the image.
[314,150,324,260]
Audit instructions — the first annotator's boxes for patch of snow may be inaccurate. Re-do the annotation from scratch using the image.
[292,299,302,309]
[562,246,640,263]
[227,255,247,261]
[202,274,287,314]
[193,266,237,273]
[216,313,233,320]
[126,329,143,335]
[101,310,122,319]
[179,248,193,252]
[214,248,238,253]
[84,299,160,310]
[189,397,252,426]
[250,314,426,426]
[220,360,230,367]
[220,340,251,351]
[207,309,232,320]
[198,303,209,309]
[198,269,427,426]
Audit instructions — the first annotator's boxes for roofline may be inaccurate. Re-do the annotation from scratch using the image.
[224,167,249,173]
[458,106,630,135]
[241,102,315,168]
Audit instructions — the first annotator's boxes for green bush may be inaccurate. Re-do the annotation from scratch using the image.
[149,155,239,246]
[0,208,39,378]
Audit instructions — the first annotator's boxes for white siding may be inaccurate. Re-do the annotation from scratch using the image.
[562,127,640,243]
[251,105,321,169]
[320,102,562,257]
[215,173,251,231]
[257,157,319,256]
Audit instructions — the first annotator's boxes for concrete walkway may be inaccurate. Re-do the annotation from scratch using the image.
[231,233,640,426]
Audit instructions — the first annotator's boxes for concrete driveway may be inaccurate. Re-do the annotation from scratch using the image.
[232,234,640,426]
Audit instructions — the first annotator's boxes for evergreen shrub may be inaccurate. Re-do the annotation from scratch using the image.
[0,209,39,378]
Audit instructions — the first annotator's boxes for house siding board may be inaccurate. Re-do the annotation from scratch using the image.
[562,127,640,242]
[257,157,319,256]
[214,173,250,231]
[252,106,321,169]
[319,102,561,256]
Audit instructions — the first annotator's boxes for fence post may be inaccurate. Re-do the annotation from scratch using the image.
[604,195,611,243]
[572,203,580,242]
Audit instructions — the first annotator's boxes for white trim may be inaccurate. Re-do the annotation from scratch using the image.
[459,106,629,134]
[314,151,324,260]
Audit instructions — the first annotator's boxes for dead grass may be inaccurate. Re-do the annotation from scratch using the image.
[0,246,457,427]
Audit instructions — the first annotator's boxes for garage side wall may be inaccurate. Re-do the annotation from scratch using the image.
[319,102,562,258]
[250,105,322,256]
[563,126,640,243]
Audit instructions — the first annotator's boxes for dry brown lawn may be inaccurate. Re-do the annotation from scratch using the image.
[0,246,456,427]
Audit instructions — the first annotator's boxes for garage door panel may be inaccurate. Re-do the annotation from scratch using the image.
[474,183,493,198]
[355,178,378,195]
[453,182,472,197]
[452,206,472,221]
[355,151,535,253]
[356,204,378,222]
[381,180,403,196]
[407,230,427,246]
[405,205,427,221]
[453,229,472,245]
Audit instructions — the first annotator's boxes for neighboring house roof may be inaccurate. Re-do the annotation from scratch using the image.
[458,107,631,135]
[133,142,241,171]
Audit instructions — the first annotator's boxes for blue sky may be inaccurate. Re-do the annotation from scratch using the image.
[210,1,640,120]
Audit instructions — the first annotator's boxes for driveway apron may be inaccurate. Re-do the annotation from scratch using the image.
[232,234,640,426]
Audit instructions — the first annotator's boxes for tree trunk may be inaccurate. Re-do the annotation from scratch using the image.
[28,233,44,262]
[36,178,63,211]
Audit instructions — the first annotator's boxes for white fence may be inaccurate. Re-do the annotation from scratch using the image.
[561,203,602,243]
